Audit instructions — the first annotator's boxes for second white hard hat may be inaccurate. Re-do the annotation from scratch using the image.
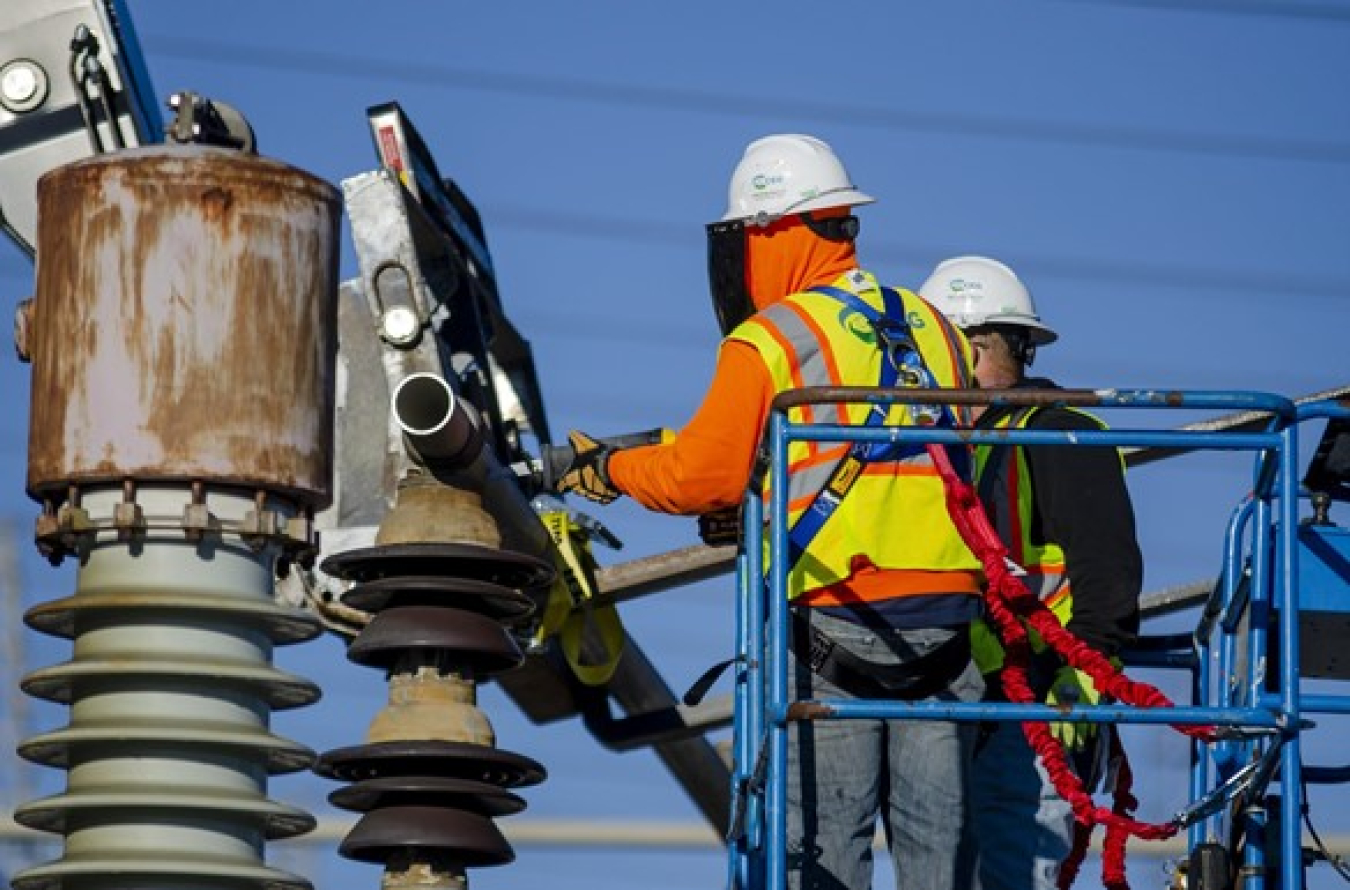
[720,134,875,225]
[918,255,1058,346]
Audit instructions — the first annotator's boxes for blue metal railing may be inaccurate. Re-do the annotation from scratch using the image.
[726,387,1350,890]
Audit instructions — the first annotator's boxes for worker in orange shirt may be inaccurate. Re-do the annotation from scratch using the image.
[556,133,984,890]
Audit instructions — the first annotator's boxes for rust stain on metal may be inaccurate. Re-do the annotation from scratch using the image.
[199,186,234,222]
[771,386,1117,414]
[27,147,341,507]
[13,298,34,362]
[786,702,836,722]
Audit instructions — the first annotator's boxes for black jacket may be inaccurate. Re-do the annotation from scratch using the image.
[977,378,1142,656]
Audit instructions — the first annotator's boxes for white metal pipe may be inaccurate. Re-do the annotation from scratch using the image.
[391,372,483,467]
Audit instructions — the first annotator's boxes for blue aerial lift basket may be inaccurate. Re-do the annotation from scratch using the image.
[727,387,1350,890]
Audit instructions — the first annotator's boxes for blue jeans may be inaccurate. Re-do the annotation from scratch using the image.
[786,610,984,890]
[968,717,1074,890]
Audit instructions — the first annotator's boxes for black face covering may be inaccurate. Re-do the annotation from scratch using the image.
[706,220,754,336]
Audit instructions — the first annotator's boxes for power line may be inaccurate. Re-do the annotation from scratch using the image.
[139,36,1350,166]
[484,204,1350,300]
[8,204,1347,303]
[1057,0,1350,21]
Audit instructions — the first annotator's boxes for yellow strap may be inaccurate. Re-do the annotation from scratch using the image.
[536,510,625,686]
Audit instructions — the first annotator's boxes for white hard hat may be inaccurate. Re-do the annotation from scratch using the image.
[918,255,1058,346]
[720,134,875,225]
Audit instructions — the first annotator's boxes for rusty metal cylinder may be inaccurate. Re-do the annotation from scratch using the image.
[26,145,342,508]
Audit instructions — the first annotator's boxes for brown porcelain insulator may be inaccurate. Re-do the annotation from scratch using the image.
[339,805,513,867]
[347,606,522,676]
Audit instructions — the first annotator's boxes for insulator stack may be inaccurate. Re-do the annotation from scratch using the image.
[315,473,555,890]
[16,145,341,890]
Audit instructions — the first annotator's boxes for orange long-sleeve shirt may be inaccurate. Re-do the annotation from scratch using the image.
[606,297,981,607]
[608,209,855,514]
[608,339,768,515]
[609,211,980,609]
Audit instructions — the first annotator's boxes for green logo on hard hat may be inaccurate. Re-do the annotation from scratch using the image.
[950,278,983,297]
[751,173,785,192]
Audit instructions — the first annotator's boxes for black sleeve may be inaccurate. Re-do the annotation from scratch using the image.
[1023,408,1142,656]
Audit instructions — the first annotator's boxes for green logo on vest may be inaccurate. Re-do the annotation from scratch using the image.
[839,307,876,345]
[838,306,926,344]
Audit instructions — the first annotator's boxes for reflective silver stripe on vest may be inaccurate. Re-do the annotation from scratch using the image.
[757,296,935,511]
[756,301,841,504]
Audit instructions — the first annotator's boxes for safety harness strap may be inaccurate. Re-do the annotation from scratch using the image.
[790,611,971,700]
[535,509,625,687]
[785,285,960,572]
[926,441,1214,890]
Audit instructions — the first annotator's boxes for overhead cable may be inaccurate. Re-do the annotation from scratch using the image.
[140,36,1350,165]
[486,205,1350,300]
[1055,0,1350,22]
[5,205,1348,302]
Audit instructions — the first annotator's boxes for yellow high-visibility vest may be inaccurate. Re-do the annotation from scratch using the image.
[969,405,1117,673]
[728,269,979,600]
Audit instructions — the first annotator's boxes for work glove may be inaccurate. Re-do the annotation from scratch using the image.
[556,430,621,505]
[697,506,742,546]
[1046,666,1101,753]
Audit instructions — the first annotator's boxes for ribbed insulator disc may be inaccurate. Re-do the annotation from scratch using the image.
[347,606,522,675]
[25,590,322,643]
[341,575,535,621]
[15,790,316,838]
[21,659,320,709]
[322,542,554,592]
[11,855,311,890]
[329,775,525,817]
[19,727,316,773]
[339,805,513,867]
[314,740,545,788]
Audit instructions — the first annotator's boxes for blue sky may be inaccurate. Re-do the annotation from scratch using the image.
[2,2,1349,889]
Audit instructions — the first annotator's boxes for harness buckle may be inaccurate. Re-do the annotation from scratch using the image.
[872,318,918,374]
[872,316,942,424]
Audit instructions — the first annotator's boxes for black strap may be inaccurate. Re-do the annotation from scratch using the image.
[790,612,971,701]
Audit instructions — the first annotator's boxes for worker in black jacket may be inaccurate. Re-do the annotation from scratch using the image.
[920,256,1142,890]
